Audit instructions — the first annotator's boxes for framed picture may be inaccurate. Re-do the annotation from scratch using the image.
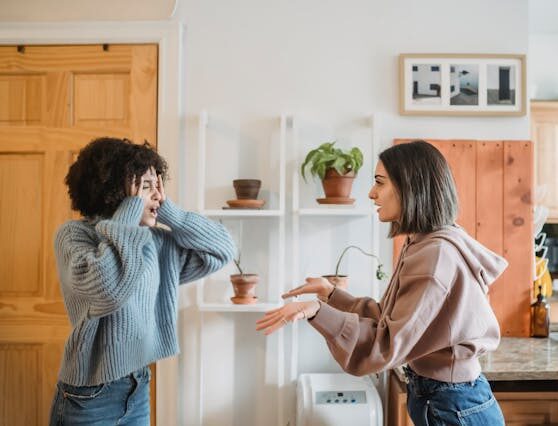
[399,54,526,116]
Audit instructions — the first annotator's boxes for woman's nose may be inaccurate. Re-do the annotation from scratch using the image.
[152,188,162,201]
[368,187,376,200]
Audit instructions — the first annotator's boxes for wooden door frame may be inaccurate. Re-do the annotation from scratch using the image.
[0,21,185,426]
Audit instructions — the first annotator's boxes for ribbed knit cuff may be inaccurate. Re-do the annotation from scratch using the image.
[157,198,187,227]
[308,301,350,340]
[111,197,144,225]
[327,287,358,312]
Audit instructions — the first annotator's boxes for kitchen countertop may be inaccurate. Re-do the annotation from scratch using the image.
[394,335,558,383]
[479,335,558,380]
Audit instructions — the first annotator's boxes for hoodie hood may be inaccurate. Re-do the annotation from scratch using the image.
[410,225,508,293]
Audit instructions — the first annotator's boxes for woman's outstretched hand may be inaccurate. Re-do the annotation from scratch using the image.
[282,277,335,302]
[256,301,320,335]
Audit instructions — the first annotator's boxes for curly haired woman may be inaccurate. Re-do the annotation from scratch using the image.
[49,137,235,425]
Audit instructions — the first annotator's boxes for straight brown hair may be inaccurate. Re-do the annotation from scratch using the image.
[379,141,458,237]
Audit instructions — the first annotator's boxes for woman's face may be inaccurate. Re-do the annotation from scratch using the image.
[138,167,162,227]
[368,161,401,223]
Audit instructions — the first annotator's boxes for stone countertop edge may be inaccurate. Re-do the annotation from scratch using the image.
[392,335,558,383]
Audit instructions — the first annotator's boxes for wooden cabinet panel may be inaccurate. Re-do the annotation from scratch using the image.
[498,393,558,425]
[392,139,533,337]
[388,372,414,426]
[499,142,533,337]
[531,101,558,223]
[389,372,558,426]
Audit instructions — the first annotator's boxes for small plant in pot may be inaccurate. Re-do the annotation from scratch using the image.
[230,254,259,304]
[322,245,388,290]
[233,179,261,200]
[226,179,265,209]
[301,141,363,205]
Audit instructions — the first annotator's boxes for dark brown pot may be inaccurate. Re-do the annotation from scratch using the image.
[321,169,355,198]
[233,179,261,200]
[230,274,259,304]
[322,275,348,290]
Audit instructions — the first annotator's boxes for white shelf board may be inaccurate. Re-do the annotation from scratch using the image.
[202,209,284,217]
[198,302,282,312]
[297,208,374,216]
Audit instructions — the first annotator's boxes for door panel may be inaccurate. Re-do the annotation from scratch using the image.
[0,44,158,426]
[74,72,131,126]
[0,74,45,124]
[0,153,43,293]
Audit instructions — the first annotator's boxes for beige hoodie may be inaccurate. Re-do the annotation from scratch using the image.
[308,225,508,383]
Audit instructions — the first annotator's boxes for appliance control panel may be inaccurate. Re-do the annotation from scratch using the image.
[315,390,367,404]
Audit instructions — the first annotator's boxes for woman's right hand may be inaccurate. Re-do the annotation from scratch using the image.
[127,175,143,197]
[282,277,335,301]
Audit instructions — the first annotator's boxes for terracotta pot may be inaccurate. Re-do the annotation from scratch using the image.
[230,273,259,304]
[322,275,349,290]
[321,169,355,198]
[233,179,261,200]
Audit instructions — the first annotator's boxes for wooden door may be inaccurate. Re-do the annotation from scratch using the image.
[0,44,158,426]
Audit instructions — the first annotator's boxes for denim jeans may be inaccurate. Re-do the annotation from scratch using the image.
[404,366,505,426]
[49,366,151,426]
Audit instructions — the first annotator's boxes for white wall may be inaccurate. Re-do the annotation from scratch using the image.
[529,0,558,99]
[529,34,558,99]
[529,0,558,33]
[176,0,529,424]
[0,0,531,425]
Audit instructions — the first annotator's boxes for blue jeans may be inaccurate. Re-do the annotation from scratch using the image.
[404,366,505,426]
[49,366,151,426]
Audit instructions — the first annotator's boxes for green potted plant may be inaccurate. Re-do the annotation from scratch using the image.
[229,253,259,304]
[322,245,388,290]
[300,141,364,205]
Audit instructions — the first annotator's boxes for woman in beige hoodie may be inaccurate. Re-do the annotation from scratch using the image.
[257,140,507,425]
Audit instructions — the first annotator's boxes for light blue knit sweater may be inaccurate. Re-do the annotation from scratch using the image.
[55,196,235,386]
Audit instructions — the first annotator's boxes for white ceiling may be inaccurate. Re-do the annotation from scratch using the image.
[0,0,176,21]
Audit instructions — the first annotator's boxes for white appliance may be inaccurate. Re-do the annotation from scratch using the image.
[296,373,383,426]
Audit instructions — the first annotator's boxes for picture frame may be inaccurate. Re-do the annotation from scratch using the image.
[399,54,526,116]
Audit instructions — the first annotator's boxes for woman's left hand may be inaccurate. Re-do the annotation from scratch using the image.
[157,174,167,203]
[256,301,321,335]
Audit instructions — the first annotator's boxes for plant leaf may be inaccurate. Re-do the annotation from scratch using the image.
[331,156,346,175]
[300,140,364,181]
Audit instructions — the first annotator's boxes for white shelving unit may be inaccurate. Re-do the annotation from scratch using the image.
[194,111,381,426]
[298,208,373,216]
[287,114,381,425]
[201,209,283,218]
[197,302,281,312]
[196,109,287,312]
[195,110,287,426]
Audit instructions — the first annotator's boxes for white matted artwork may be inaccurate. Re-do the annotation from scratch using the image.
[399,54,526,116]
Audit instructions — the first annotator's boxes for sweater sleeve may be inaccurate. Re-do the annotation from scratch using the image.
[327,288,382,321]
[154,198,235,283]
[308,273,449,376]
[55,197,152,318]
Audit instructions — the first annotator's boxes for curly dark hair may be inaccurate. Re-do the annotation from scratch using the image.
[66,137,168,218]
